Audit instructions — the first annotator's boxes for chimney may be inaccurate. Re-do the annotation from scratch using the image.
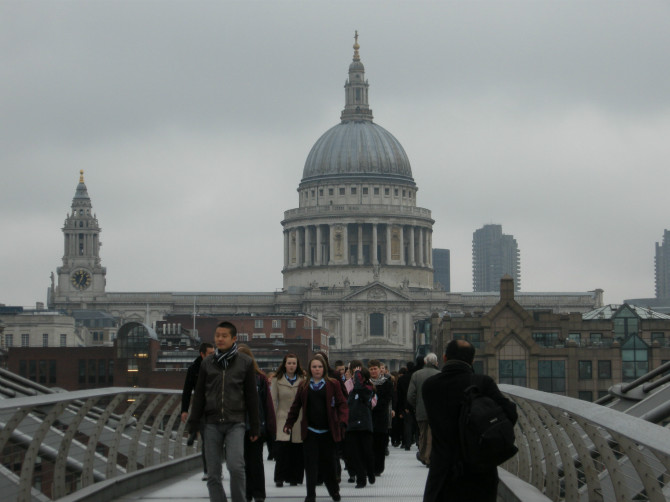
[500,275,514,302]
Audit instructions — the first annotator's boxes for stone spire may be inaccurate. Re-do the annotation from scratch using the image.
[341,31,373,122]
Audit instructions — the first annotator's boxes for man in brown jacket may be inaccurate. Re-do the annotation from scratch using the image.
[188,321,260,502]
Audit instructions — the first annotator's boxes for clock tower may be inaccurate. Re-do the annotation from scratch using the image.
[51,171,106,306]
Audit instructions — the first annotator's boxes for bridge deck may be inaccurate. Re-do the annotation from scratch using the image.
[114,445,429,501]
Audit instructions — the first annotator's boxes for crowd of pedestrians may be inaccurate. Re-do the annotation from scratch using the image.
[183,320,516,502]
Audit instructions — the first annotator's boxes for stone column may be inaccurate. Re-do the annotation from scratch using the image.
[409,226,415,266]
[288,229,295,267]
[316,225,322,265]
[428,230,433,267]
[357,224,363,265]
[343,223,349,264]
[304,225,311,266]
[329,224,335,265]
[400,226,405,265]
[386,224,392,264]
[372,224,378,265]
[284,230,289,268]
[418,227,424,267]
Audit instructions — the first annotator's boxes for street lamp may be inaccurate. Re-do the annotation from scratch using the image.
[301,313,318,352]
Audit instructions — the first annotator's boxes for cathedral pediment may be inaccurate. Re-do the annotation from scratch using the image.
[342,282,411,302]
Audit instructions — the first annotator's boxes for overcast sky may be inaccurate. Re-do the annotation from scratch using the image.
[2,1,669,308]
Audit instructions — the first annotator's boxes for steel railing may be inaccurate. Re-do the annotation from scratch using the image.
[0,387,198,502]
[500,384,670,501]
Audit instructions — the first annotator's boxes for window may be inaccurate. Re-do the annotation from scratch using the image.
[42,334,49,347]
[339,187,345,195]
[363,187,368,195]
[5,334,13,348]
[613,307,639,341]
[590,333,602,346]
[21,334,29,347]
[454,333,481,349]
[598,360,612,379]
[272,319,281,329]
[108,360,114,384]
[60,334,67,347]
[311,190,315,198]
[78,360,86,384]
[374,187,379,195]
[88,360,96,383]
[237,333,249,342]
[652,332,666,346]
[319,189,324,196]
[384,188,390,196]
[29,360,37,382]
[252,333,266,339]
[370,313,384,336]
[39,360,47,384]
[19,360,26,377]
[499,360,526,387]
[532,332,560,347]
[578,391,593,402]
[351,187,357,195]
[402,190,406,197]
[270,333,284,339]
[597,390,609,400]
[567,333,581,346]
[622,334,649,382]
[578,360,593,380]
[394,188,398,196]
[409,191,413,198]
[538,360,565,393]
[328,188,334,196]
[49,360,57,384]
[287,320,296,329]
[98,360,106,383]
[254,319,264,329]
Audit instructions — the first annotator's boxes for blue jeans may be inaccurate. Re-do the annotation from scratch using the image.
[204,422,246,502]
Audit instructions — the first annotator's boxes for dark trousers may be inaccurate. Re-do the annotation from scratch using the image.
[372,431,389,475]
[244,433,266,501]
[303,431,339,501]
[402,410,417,449]
[345,430,374,483]
[274,440,304,484]
[199,422,208,474]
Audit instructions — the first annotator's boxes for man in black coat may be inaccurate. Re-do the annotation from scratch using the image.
[181,342,214,480]
[395,361,415,450]
[422,340,517,502]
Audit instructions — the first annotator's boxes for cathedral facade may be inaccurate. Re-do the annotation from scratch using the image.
[48,37,603,368]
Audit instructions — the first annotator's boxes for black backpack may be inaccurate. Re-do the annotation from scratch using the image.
[458,382,518,466]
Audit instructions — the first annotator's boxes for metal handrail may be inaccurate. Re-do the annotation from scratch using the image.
[0,387,197,502]
[500,384,670,501]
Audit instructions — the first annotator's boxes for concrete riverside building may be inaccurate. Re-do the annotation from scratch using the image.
[46,35,603,369]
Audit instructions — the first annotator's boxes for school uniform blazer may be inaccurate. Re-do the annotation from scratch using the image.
[284,378,348,443]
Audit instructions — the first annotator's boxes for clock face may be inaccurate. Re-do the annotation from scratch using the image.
[71,269,92,290]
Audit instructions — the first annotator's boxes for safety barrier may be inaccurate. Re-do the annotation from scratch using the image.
[0,388,197,502]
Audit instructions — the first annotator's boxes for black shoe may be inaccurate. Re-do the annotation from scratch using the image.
[355,481,366,488]
[331,494,341,502]
[275,481,283,488]
[404,446,410,451]
[374,471,382,477]
[347,476,355,483]
[368,473,375,485]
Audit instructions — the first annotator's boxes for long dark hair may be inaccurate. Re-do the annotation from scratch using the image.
[237,344,264,376]
[275,352,305,379]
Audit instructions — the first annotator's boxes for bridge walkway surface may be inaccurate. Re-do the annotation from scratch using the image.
[114,446,429,501]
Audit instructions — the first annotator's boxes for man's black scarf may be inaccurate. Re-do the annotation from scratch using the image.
[214,343,238,369]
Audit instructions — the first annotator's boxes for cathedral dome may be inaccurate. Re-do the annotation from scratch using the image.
[301,32,414,185]
[302,120,413,183]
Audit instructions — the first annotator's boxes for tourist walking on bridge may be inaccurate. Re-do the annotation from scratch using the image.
[407,352,440,467]
[368,359,392,477]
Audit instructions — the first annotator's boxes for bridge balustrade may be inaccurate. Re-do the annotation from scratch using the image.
[500,384,670,501]
[0,388,197,502]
